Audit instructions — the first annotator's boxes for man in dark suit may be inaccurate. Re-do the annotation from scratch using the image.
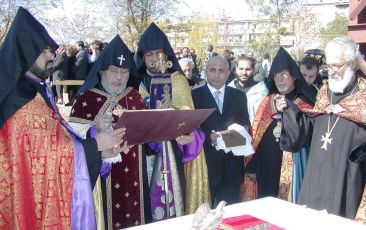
[66,41,89,106]
[192,55,250,206]
[52,46,69,104]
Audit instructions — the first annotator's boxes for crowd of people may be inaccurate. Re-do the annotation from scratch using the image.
[1,7,366,230]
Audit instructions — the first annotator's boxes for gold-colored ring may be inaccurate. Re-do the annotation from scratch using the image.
[114,144,118,148]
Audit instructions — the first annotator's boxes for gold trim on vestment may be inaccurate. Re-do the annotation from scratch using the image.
[171,71,211,212]
[138,145,145,224]
[93,176,105,230]
[106,175,113,230]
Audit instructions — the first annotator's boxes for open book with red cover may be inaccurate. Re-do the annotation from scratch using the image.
[114,108,214,145]
[219,215,285,230]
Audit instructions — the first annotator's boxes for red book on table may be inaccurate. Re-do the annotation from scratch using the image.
[114,108,214,145]
[219,215,285,230]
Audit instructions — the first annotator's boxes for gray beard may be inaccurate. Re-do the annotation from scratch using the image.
[328,67,355,93]
[101,79,125,95]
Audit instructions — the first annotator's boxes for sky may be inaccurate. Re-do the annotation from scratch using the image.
[177,0,255,20]
[47,0,345,44]
[58,0,342,21]
[58,0,256,20]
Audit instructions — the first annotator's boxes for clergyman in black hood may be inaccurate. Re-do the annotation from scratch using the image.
[69,35,151,229]
[0,7,125,229]
[242,47,315,203]
[133,22,210,219]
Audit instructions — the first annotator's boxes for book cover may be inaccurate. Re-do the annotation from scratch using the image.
[114,108,214,145]
[219,215,285,230]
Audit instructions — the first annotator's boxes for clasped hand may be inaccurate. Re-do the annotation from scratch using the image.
[273,94,288,112]
[95,127,127,159]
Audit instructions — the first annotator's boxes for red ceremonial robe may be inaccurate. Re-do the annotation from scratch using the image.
[0,94,74,229]
[69,87,147,229]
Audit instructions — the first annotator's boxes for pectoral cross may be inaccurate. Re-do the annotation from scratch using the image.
[321,132,333,150]
[118,54,125,65]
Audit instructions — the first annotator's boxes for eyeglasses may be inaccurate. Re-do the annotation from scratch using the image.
[323,63,345,72]
[274,71,291,78]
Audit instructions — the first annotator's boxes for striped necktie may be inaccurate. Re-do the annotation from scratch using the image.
[214,90,222,113]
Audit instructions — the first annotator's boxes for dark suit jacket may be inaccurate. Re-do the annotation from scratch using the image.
[192,84,250,189]
[74,49,89,80]
[53,51,69,80]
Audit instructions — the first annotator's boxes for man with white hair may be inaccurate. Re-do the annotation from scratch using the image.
[179,57,202,87]
[275,36,366,220]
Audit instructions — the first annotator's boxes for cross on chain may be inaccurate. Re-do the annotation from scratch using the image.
[320,132,333,150]
[118,54,125,65]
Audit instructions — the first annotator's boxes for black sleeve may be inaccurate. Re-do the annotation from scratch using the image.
[241,93,251,127]
[349,125,366,163]
[280,99,314,152]
[80,138,102,188]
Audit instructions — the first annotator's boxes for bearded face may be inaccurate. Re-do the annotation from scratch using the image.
[29,48,54,79]
[325,47,357,94]
[100,65,129,95]
[236,60,254,84]
[328,66,355,93]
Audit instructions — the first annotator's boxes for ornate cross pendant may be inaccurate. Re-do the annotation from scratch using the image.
[321,132,333,150]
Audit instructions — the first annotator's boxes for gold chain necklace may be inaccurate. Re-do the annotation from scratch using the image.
[320,84,357,150]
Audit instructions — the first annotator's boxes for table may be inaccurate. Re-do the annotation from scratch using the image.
[53,80,84,103]
[124,197,365,230]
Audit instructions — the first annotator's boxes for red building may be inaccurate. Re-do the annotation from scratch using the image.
[348,0,366,56]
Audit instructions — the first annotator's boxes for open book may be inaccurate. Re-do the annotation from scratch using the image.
[215,123,254,156]
[114,108,214,145]
[218,130,246,147]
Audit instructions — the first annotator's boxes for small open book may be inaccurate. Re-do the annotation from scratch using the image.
[218,130,246,148]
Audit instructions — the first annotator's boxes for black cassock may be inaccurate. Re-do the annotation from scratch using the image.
[247,120,283,198]
[280,100,366,219]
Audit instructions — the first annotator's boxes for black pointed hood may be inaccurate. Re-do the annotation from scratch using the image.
[267,47,315,105]
[0,7,58,128]
[134,22,182,73]
[77,35,139,95]
[0,7,57,103]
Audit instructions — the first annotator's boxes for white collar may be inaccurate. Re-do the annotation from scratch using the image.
[207,83,225,96]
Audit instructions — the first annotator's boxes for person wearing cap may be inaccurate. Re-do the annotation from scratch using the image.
[69,35,149,229]
[276,36,366,221]
[134,22,210,220]
[241,47,315,202]
[0,7,125,229]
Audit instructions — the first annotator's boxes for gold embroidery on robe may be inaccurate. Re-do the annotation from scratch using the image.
[171,71,211,213]
[0,94,74,229]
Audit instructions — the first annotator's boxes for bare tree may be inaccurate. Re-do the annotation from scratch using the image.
[0,0,59,44]
[245,0,300,55]
[86,0,178,47]
[43,4,113,45]
[291,7,320,59]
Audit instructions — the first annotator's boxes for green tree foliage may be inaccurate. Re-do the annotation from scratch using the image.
[186,18,218,69]
[319,13,348,48]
